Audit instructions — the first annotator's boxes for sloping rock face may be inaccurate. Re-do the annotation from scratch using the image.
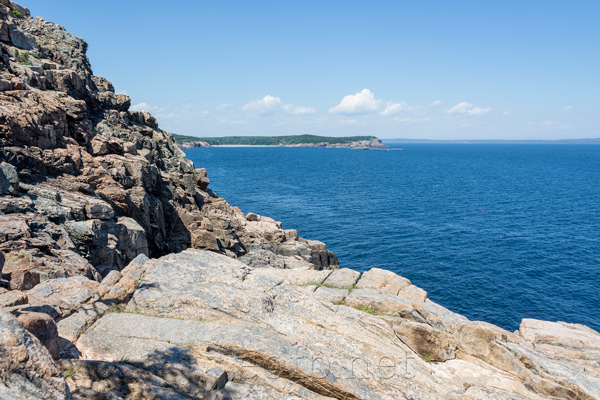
[0,0,337,290]
[66,250,599,400]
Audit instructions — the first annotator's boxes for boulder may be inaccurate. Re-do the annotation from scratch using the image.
[0,162,18,195]
[84,199,115,220]
[15,311,59,359]
[0,310,68,399]
[246,212,259,222]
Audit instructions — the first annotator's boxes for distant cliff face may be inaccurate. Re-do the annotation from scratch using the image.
[0,0,337,288]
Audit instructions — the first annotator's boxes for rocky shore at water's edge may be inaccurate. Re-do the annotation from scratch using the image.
[0,2,599,399]
[179,138,388,150]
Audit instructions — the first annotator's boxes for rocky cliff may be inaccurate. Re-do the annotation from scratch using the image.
[0,2,599,400]
[0,0,337,291]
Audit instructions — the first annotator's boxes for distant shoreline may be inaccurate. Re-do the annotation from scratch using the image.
[175,135,389,150]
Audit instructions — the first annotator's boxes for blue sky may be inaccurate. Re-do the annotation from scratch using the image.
[19,1,599,139]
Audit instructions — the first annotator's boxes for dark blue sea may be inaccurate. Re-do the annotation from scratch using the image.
[185,144,600,332]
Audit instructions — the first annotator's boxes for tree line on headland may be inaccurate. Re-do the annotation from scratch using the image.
[172,134,378,146]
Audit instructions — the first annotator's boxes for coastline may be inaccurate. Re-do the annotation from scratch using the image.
[0,3,599,399]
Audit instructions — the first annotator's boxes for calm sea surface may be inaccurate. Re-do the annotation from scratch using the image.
[185,144,600,332]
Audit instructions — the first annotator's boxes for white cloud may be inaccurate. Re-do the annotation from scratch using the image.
[216,103,234,111]
[130,102,156,112]
[329,89,382,114]
[503,110,513,116]
[381,102,415,116]
[563,105,572,111]
[242,95,315,116]
[447,102,493,116]
[393,117,430,123]
[542,120,557,126]
[430,100,442,106]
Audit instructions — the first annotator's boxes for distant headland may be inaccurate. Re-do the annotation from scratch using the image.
[173,134,400,150]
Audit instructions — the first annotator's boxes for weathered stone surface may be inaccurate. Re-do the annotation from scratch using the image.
[16,310,60,359]
[84,199,114,220]
[0,161,18,195]
[0,310,68,399]
[0,289,27,307]
[57,301,109,343]
[394,320,456,362]
[313,286,348,303]
[99,257,151,304]
[355,267,411,294]
[27,275,98,313]
[343,288,414,315]
[58,358,204,400]
[322,267,360,288]
[73,250,600,400]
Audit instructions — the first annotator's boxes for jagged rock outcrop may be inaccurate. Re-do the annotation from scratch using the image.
[179,140,211,149]
[0,0,337,292]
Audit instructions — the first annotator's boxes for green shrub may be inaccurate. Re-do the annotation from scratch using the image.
[64,368,77,378]
[15,52,32,65]
[12,10,22,18]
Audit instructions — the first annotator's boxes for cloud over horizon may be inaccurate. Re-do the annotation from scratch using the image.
[447,102,493,116]
[242,95,316,116]
[329,89,382,115]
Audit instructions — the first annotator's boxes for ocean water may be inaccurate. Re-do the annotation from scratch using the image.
[185,144,600,332]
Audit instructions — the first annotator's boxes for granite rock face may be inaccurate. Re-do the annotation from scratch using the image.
[65,250,600,400]
[0,248,599,399]
[0,0,337,292]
